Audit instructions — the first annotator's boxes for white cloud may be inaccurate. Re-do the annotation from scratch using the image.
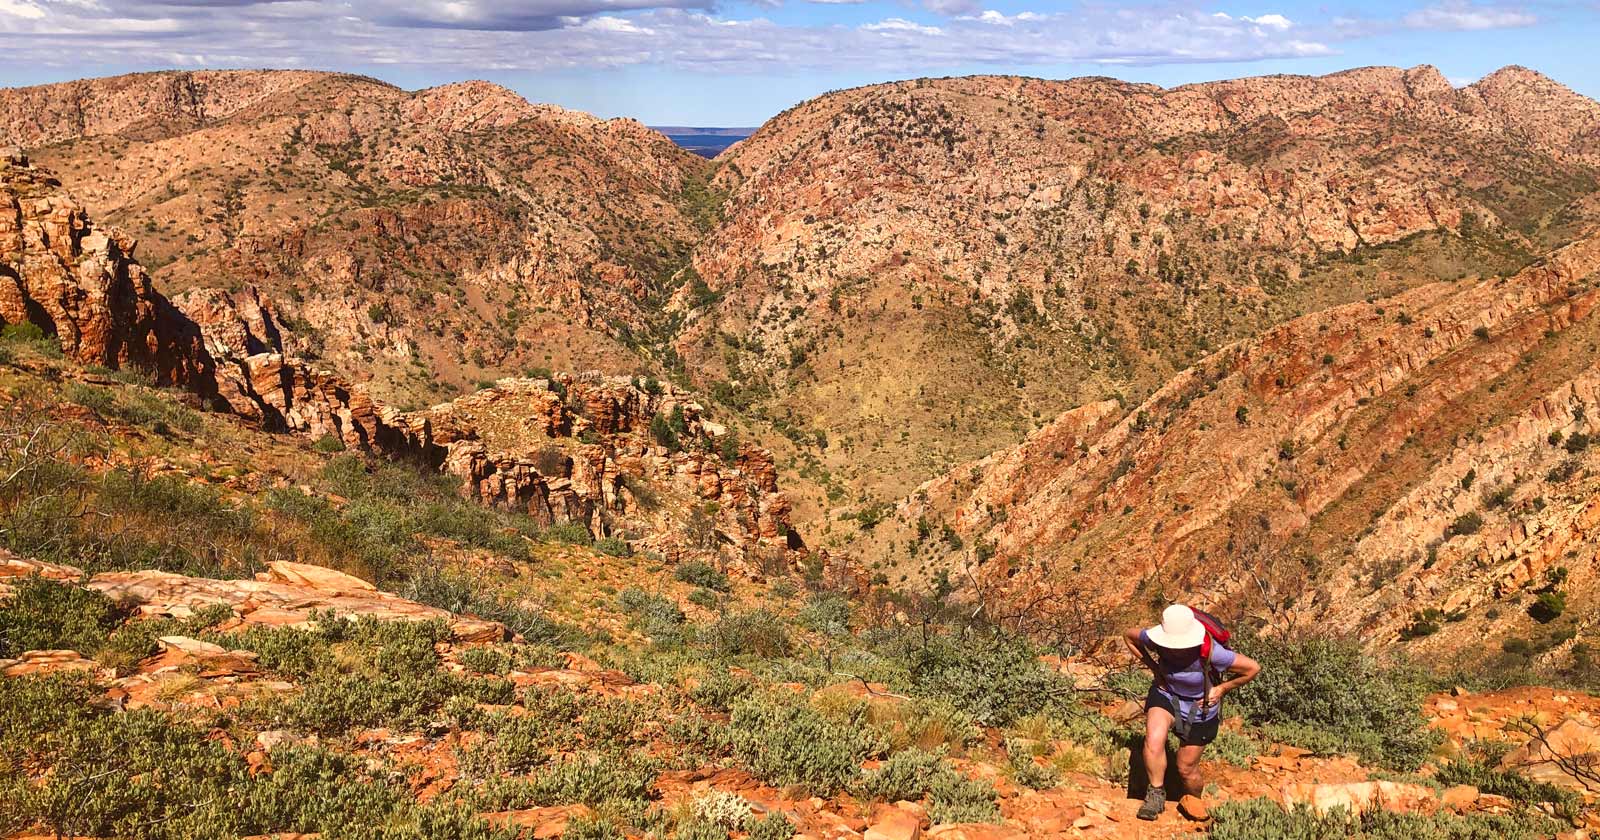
[0,0,46,19]
[0,1,1377,78]
[1403,2,1535,31]
[1243,14,1291,29]
[861,17,942,35]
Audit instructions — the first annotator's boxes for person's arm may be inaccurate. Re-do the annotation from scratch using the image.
[1124,627,1167,689]
[1205,652,1261,706]
[1122,626,1147,664]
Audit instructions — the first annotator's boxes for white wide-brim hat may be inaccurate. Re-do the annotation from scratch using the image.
[1146,603,1206,649]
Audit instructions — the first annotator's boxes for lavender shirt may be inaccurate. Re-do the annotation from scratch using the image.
[1140,629,1237,722]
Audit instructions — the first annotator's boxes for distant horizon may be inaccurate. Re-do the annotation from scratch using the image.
[2,57,1592,129]
[2,0,1598,124]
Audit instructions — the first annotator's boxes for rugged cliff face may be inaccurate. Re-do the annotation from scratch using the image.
[1,70,709,407]
[0,152,797,566]
[677,65,1600,506]
[874,229,1600,659]
[0,149,212,388]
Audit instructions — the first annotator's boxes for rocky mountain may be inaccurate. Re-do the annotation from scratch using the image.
[868,227,1600,665]
[0,150,796,566]
[681,65,1600,509]
[10,63,1600,840]
[1,70,710,407]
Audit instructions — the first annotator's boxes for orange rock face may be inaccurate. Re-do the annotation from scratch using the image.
[0,150,212,387]
[884,227,1600,649]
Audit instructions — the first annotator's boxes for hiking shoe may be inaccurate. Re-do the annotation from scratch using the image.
[1136,787,1166,821]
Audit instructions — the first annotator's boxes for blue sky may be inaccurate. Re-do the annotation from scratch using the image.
[0,0,1594,124]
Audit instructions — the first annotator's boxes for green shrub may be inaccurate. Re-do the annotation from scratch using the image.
[459,646,511,676]
[1209,726,1264,768]
[1529,591,1566,623]
[237,617,512,735]
[618,587,687,646]
[906,634,1070,727]
[1231,634,1441,771]
[672,820,726,840]
[1446,512,1484,539]
[745,813,795,840]
[1208,797,1559,840]
[595,536,632,557]
[1,322,48,343]
[1436,754,1578,818]
[687,588,719,610]
[403,568,583,648]
[0,575,122,658]
[543,521,593,546]
[1,673,514,840]
[650,414,681,451]
[674,560,730,592]
[0,322,58,358]
[690,790,753,829]
[312,434,347,453]
[727,696,881,795]
[702,610,791,659]
[687,669,756,712]
[799,594,852,636]
[468,753,656,809]
[926,769,1001,824]
[856,747,949,802]
[1009,759,1058,791]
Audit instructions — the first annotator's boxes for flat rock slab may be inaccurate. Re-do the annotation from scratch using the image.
[1,649,98,677]
[85,563,506,642]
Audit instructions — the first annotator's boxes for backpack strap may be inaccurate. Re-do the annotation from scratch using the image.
[1135,636,1171,692]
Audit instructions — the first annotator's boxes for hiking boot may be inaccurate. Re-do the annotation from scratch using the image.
[1136,787,1166,821]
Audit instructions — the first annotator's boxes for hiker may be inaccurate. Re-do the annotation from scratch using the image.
[1123,604,1261,821]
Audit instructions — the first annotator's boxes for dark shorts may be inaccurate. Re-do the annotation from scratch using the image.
[1145,685,1219,746]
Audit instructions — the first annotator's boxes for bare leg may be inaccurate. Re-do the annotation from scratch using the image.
[1175,744,1205,797]
[1143,705,1174,789]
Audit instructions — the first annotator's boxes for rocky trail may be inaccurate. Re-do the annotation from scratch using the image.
[4,551,1596,839]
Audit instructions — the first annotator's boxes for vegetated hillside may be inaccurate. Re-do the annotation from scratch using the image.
[0,329,1592,839]
[0,317,1592,838]
[1,70,711,408]
[1,150,798,574]
[681,64,1600,521]
[865,228,1600,672]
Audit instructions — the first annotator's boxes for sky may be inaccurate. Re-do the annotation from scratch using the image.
[0,0,1595,124]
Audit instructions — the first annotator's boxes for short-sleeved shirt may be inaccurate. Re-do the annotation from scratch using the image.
[1139,629,1238,722]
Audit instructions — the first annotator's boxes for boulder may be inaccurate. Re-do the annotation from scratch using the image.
[865,805,923,840]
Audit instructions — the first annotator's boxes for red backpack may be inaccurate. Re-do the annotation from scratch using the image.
[1190,607,1231,662]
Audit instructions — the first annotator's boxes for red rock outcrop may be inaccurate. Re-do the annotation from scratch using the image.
[0,149,212,387]
[424,375,797,558]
